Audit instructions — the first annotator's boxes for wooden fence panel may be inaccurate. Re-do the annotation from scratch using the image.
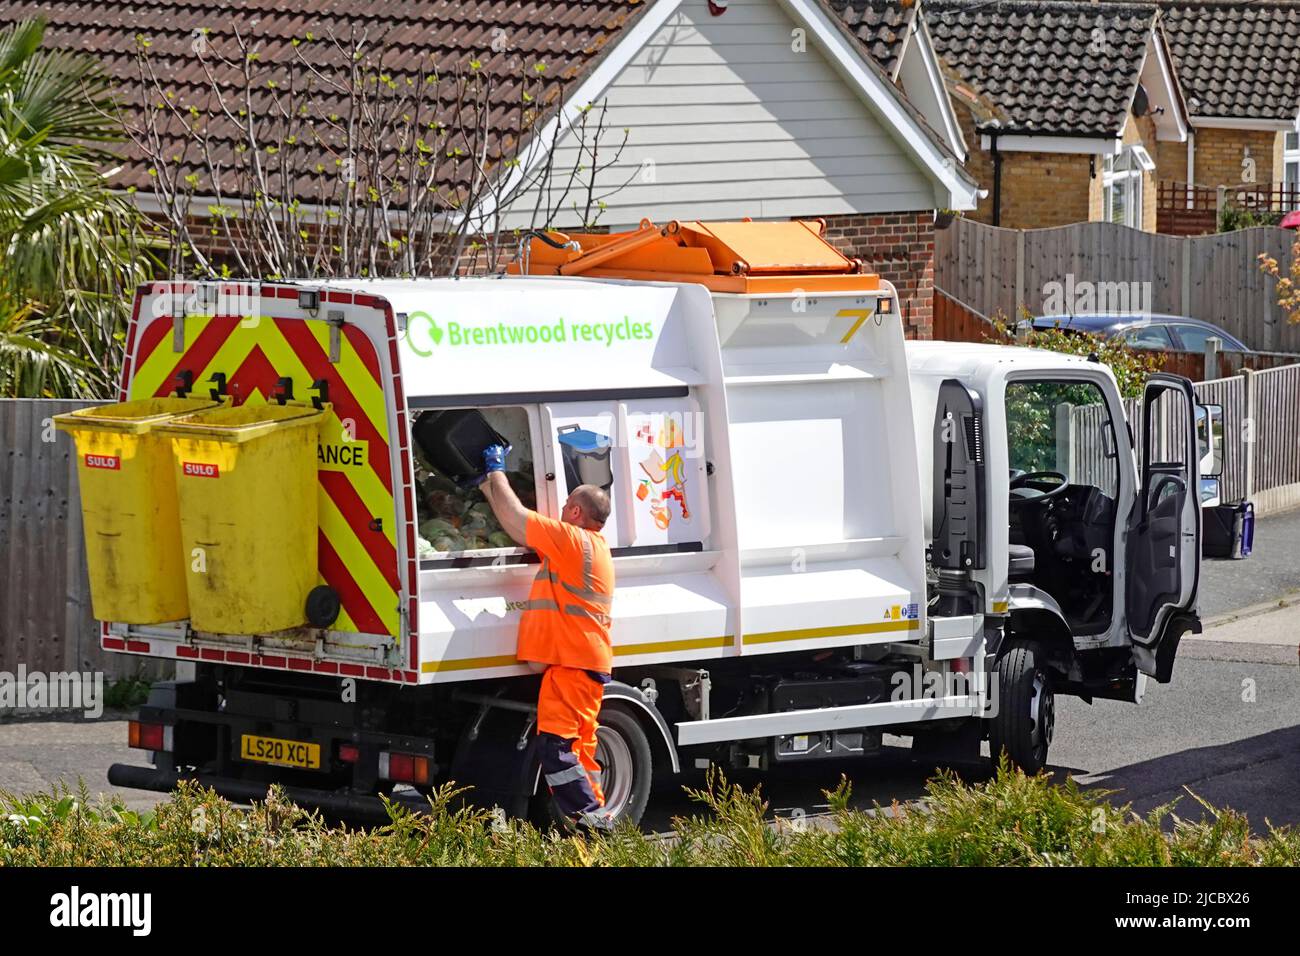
[936,219,1298,353]
[933,289,996,342]
[935,217,1018,321]
[0,399,170,684]
[1251,364,1300,494]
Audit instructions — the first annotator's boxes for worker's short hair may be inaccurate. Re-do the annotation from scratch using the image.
[571,484,611,528]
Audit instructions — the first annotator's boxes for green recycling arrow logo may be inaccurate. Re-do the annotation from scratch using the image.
[406,310,441,356]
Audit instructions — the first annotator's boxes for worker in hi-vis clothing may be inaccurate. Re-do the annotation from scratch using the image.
[476,443,616,830]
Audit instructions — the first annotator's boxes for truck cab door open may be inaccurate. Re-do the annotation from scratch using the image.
[1126,374,1202,680]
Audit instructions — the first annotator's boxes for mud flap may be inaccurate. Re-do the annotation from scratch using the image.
[447,705,540,819]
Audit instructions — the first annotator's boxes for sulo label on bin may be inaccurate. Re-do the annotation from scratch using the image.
[84,454,121,471]
[182,461,220,478]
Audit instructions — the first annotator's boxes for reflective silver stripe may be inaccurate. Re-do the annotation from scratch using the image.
[524,599,560,612]
[579,534,594,591]
[562,579,613,607]
[545,765,589,786]
[534,560,558,584]
[565,605,611,626]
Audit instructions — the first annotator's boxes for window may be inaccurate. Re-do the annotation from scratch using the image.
[1171,323,1243,354]
[1004,378,1120,634]
[1103,149,1145,229]
[1005,380,1118,498]
[412,406,538,558]
[1120,324,1174,350]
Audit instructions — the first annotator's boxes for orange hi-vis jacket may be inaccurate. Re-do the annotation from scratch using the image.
[517,512,615,672]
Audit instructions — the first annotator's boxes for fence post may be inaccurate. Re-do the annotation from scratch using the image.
[1203,336,1221,382]
[1015,229,1026,318]
[1241,367,1256,503]
[1054,402,1074,477]
[1180,239,1191,316]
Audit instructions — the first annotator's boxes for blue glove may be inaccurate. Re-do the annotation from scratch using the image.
[483,443,511,474]
[469,443,511,487]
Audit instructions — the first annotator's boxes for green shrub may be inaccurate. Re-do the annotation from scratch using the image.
[1219,205,1283,232]
[986,313,1164,400]
[103,679,151,711]
[2,761,1296,866]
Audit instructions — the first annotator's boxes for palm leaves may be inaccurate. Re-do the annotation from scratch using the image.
[0,17,154,398]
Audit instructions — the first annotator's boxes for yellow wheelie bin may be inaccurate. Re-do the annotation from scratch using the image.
[54,397,223,624]
[155,402,326,634]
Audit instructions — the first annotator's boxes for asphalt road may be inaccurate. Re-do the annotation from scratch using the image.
[2,510,1299,833]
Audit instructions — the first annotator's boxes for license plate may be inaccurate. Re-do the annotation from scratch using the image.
[239,734,321,770]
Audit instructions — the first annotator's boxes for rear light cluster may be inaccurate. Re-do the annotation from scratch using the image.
[128,720,174,752]
[379,751,431,786]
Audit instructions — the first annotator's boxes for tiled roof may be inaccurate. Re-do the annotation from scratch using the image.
[1159,2,1300,121]
[3,0,969,207]
[925,0,1158,136]
[826,0,919,79]
[0,0,650,195]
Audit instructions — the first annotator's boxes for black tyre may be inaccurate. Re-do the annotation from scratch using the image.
[531,704,654,829]
[988,639,1055,774]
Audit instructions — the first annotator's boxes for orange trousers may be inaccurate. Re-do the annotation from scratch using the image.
[536,665,608,814]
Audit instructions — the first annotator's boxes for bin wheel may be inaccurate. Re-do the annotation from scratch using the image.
[306,586,341,628]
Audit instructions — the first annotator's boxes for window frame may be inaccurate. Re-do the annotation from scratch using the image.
[412,402,549,565]
[1102,149,1144,229]
[1285,130,1299,189]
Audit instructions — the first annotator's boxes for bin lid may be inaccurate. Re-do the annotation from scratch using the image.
[558,428,612,453]
[53,397,221,435]
[156,402,324,444]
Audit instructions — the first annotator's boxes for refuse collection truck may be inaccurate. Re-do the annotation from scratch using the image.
[86,218,1209,826]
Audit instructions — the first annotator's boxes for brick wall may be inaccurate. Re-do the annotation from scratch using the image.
[949,94,1169,231]
[1192,127,1279,188]
[819,211,936,339]
[948,91,1093,229]
[1154,138,1188,184]
[995,152,1095,229]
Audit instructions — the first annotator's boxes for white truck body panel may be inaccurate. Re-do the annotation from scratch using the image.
[333,277,928,682]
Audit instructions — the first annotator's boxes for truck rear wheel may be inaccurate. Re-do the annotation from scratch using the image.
[988,639,1055,775]
[532,704,653,830]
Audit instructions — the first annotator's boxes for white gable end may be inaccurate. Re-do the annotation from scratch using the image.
[502,0,946,230]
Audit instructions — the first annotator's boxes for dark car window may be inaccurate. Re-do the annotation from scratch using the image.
[1172,324,1244,353]
[1119,325,1174,349]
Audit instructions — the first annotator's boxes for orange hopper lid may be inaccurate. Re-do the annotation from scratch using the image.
[507,218,882,294]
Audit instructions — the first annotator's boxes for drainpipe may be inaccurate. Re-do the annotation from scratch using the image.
[990,131,1003,226]
[1186,129,1196,208]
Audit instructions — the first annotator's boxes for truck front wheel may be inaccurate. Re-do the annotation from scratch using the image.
[988,639,1055,775]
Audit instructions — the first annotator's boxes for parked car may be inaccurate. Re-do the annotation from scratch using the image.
[1023,313,1252,353]
[1281,209,1300,230]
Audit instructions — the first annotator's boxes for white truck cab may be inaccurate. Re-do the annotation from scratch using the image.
[96,220,1204,826]
[906,341,1203,767]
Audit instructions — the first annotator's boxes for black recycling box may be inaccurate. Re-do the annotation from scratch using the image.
[413,409,508,484]
[1202,500,1254,559]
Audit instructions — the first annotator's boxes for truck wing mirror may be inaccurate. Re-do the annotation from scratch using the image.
[1195,403,1222,477]
[931,379,986,571]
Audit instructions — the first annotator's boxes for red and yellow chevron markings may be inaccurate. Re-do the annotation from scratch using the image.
[128,310,400,639]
